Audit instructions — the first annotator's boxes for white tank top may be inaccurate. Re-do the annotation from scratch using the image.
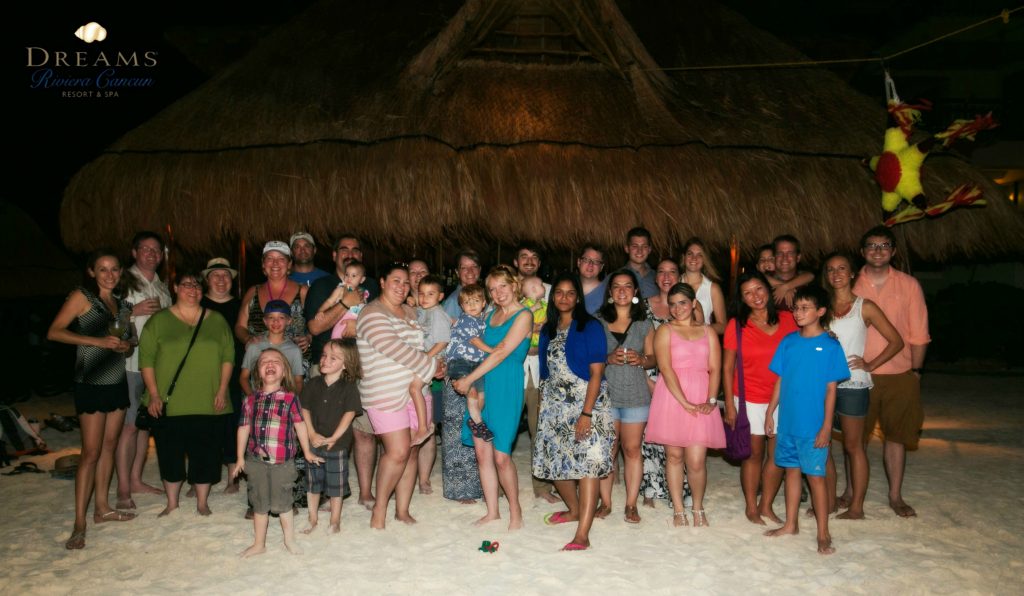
[830,296,872,389]
[694,275,714,327]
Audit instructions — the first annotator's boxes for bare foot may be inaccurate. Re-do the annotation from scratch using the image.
[158,506,178,518]
[411,424,435,447]
[94,510,136,523]
[329,523,341,534]
[836,494,851,510]
[806,504,838,517]
[508,518,523,531]
[116,498,137,510]
[764,525,798,538]
[457,498,477,505]
[623,505,641,524]
[759,509,783,524]
[395,512,418,525]
[197,505,212,516]
[223,482,239,495]
[473,513,500,526]
[283,540,303,555]
[131,481,164,495]
[642,497,655,508]
[535,491,560,504]
[185,485,196,498]
[595,505,612,519]
[745,509,767,525]
[301,520,318,535]
[836,508,865,520]
[889,499,917,518]
[359,498,375,511]
[817,536,836,555]
[419,482,433,495]
[370,509,386,530]
[240,544,266,558]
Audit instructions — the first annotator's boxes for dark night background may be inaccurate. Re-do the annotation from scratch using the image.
[13,0,1021,254]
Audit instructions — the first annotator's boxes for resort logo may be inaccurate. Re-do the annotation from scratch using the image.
[26,21,158,98]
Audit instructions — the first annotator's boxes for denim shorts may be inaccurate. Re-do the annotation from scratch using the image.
[836,387,870,418]
[611,405,649,424]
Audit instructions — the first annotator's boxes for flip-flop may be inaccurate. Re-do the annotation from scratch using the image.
[544,511,572,525]
[2,462,45,476]
[65,529,86,550]
[94,510,136,523]
[562,542,588,551]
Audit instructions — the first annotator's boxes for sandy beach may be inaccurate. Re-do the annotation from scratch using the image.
[1,371,1021,595]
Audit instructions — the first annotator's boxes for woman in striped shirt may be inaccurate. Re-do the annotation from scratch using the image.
[356,264,441,529]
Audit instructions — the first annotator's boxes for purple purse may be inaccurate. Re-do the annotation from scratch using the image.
[722,322,752,462]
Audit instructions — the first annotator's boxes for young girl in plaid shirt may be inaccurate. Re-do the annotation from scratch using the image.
[231,348,319,558]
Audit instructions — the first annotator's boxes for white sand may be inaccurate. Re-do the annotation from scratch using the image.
[1,372,1021,595]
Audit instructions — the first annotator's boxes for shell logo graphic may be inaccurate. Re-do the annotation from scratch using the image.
[74,22,107,43]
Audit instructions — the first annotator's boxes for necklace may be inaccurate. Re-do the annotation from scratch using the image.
[175,304,202,326]
[833,299,854,318]
[266,280,287,302]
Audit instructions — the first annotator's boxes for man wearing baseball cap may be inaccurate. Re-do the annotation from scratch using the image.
[288,232,330,287]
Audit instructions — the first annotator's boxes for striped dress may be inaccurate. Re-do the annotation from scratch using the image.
[356,300,436,413]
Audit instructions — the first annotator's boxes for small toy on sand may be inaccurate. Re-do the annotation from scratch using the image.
[479,540,499,553]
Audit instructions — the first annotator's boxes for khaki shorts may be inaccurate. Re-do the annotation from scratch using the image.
[246,456,296,514]
[864,372,923,450]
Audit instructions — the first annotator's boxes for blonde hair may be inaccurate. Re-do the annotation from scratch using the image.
[253,348,297,393]
[323,339,362,382]
[681,237,720,282]
[486,264,522,300]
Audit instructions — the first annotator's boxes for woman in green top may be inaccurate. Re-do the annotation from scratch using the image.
[141,266,235,517]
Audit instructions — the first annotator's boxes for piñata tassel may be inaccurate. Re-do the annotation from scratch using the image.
[887,99,932,136]
[935,113,998,147]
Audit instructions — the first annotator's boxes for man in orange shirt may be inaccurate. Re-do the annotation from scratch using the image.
[853,226,930,518]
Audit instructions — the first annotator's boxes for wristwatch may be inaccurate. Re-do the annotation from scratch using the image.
[707,396,718,405]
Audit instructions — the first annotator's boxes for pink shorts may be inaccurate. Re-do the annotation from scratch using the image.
[364,393,433,436]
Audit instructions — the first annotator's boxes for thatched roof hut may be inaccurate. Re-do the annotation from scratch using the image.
[61,0,1024,261]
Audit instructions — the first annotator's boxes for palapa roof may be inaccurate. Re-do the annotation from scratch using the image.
[60,0,1024,261]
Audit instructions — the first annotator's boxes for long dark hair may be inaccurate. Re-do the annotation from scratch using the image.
[599,269,646,323]
[543,273,595,337]
[731,270,779,328]
[82,248,125,297]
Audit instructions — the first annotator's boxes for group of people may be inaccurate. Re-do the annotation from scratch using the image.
[49,224,929,557]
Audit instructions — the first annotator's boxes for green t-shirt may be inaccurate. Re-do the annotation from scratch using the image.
[139,309,235,416]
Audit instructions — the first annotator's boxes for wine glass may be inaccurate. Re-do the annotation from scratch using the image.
[107,316,127,338]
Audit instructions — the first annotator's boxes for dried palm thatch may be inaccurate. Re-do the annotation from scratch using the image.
[61,0,1024,261]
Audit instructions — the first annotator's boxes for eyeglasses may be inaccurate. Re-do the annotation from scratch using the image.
[579,258,603,266]
[864,242,893,251]
[178,282,202,290]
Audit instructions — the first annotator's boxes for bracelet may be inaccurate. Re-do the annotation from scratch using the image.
[580,411,592,418]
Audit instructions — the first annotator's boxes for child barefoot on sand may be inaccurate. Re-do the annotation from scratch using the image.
[329,261,371,339]
[765,286,850,555]
[232,348,320,558]
[446,284,499,440]
[300,339,363,534]
[409,275,449,445]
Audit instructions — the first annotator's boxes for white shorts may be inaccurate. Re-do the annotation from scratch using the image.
[734,396,778,437]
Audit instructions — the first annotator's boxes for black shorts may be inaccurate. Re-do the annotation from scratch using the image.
[74,381,129,416]
[152,415,223,484]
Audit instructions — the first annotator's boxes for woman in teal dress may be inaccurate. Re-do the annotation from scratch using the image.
[453,265,532,531]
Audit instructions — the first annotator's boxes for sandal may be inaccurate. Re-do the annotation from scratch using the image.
[2,462,45,476]
[692,508,708,527]
[562,542,588,551]
[673,510,689,527]
[94,510,136,523]
[65,528,86,550]
[624,505,641,524]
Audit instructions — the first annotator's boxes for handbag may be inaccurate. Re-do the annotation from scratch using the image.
[722,322,752,462]
[135,308,206,431]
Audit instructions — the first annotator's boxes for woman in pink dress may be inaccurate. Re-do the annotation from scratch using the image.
[646,283,723,527]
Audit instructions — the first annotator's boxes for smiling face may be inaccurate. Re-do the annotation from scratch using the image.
[609,273,637,307]
[205,269,232,298]
[756,248,775,274]
[773,240,799,277]
[408,260,429,290]
[379,268,410,307]
[824,255,854,291]
[791,298,825,328]
[263,312,290,335]
[257,350,286,387]
[739,278,770,312]
[625,235,652,267]
[486,276,517,308]
[332,237,363,272]
[656,259,680,293]
[132,238,163,274]
[668,292,695,323]
[577,248,604,281]
[88,255,122,292]
[319,342,345,377]
[682,244,705,274]
[262,250,291,281]
[175,275,203,305]
[514,249,540,277]
[861,235,895,269]
[457,256,481,286]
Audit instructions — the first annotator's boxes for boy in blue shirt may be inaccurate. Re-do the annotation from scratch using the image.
[765,286,849,555]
